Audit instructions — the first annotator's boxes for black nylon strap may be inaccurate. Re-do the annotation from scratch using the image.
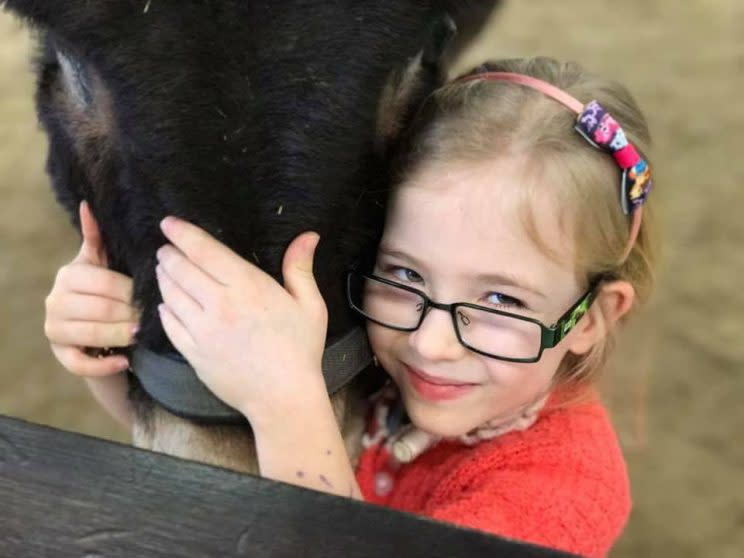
[131,327,373,424]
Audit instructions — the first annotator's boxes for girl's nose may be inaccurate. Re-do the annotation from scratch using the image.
[407,307,466,362]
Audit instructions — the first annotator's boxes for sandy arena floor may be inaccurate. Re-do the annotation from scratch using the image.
[1,2,742,555]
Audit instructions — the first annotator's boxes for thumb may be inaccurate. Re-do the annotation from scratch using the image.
[282,232,323,310]
[75,201,108,267]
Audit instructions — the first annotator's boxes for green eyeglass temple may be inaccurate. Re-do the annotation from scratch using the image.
[540,288,599,349]
[346,271,601,363]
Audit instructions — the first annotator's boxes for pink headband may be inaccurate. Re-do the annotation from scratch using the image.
[456,71,652,263]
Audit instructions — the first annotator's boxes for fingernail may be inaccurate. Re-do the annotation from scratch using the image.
[160,216,177,232]
[131,325,140,336]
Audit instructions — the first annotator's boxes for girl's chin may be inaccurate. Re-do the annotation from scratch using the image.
[400,391,483,439]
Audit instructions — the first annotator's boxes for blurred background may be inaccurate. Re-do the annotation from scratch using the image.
[1,1,742,556]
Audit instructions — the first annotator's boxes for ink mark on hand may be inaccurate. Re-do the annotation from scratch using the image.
[319,474,334,489]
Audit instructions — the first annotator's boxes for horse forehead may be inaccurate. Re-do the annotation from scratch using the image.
[89,18,424,214]
[47,1,440,154]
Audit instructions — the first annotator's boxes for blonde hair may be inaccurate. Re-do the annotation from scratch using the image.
[392,57,658,391]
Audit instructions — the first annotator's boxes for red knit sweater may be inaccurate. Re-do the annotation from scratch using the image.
[355,396,631,558]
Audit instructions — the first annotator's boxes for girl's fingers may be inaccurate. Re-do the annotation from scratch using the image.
[51,343,129,377]
[44,319,138,348]
[157,304,196,360]
[159,217,248,284]
[281,232,324,315]
[76,201,108,267]
[156,264,204,322]
[156,245,217,308]
[47,292,140,323]
[56,263,134,303]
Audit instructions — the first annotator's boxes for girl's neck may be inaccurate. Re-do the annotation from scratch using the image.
[363,380,598,465]
[389,385,567,464]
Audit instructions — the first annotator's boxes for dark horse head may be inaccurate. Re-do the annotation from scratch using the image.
[5,0,499,423]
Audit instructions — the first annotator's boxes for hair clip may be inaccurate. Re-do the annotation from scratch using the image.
[575,100,653,215]
[453,71,651,261]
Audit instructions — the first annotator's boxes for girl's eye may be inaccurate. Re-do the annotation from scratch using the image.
[388,266,423,284]
[485,291,524,309]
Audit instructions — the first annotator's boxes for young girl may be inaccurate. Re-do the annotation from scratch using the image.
[44,57,656,557]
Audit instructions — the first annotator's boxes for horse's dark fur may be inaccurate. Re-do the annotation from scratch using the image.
[5,1,499,430]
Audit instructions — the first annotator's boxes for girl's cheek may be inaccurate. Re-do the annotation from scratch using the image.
[483,360,556,397]
[482,358,527,384]
[366,323,395,361]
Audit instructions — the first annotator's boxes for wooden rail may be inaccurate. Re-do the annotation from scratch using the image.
[0,415,575,557]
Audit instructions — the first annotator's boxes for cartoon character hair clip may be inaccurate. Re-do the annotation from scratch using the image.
[575,100,653,216]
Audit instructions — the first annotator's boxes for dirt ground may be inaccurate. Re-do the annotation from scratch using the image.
[1,2,742,556]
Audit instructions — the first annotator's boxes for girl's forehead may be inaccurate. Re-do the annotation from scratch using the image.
[386,157,578,281]
[392,157,563,233]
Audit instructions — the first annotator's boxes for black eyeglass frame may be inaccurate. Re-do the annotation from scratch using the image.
[346,271,600,364]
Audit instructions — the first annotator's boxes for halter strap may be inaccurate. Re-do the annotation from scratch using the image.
[131,326,373,424]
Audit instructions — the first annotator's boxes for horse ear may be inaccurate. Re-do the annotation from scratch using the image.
[375,15,456,157]
[437,0,503,75]
[3,0,130,110]
[375,1,500,156]
[2,0,129,38]
[1,0,48,24]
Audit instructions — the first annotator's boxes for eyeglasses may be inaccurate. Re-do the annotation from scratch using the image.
[346,271,599,363]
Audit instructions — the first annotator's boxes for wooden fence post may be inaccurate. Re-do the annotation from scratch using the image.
[0,415,576,557]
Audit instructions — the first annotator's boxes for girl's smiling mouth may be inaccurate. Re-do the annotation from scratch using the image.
[404,364,478,401]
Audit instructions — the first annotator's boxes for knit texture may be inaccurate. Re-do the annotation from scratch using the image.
[355,397,631,558]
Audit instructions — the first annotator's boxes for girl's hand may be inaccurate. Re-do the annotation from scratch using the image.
[44,202,140,377]
[155,217,328,425]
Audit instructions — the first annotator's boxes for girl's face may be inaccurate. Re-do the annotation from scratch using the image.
[367,156,592,438]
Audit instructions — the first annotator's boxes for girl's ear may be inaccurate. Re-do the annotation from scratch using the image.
[566,280,635,355]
